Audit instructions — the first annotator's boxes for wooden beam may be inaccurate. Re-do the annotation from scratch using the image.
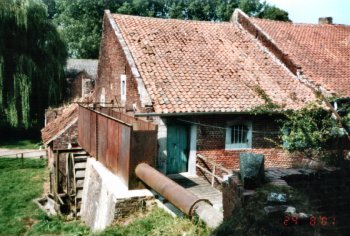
[196,164,224,183]
[197,154,232,174]
[211,165,216,186]
[54,148,84,154]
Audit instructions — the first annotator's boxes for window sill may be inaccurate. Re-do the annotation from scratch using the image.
[224,145,252,150]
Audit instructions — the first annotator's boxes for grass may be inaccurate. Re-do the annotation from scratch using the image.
[99,208,211,236]
[0,158,48,235]
[0,138,42,149]
[0,158,211,236]
[26,205,211,236]
[27,216,90,236]
[27,208,211,236]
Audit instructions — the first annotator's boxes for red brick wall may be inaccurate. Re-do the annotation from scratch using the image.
[198,149,302,170]
[66,72,94,102]
[194,114,302,173]
[52,122,78,150]
[196,115,280,151]
[96,14,146,113]
[69,73,83,100]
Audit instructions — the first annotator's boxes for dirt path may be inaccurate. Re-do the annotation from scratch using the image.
[0,148,47,158]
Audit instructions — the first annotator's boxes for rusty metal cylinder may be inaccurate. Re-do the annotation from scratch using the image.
[135,163,208,216]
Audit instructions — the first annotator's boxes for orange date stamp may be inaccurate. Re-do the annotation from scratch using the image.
[283,216,336,226]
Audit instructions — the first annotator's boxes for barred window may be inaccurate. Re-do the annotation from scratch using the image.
[231,124,249,144]
[225,121,252,150]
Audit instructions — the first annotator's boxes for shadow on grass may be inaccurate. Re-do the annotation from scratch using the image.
[0,126,42,149]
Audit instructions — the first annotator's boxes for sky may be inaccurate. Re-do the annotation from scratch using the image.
[264,0,350,25]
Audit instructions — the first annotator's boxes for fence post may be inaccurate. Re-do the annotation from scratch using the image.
[55,150,59,201]
[96,112,99,161]
[21,153,24,167]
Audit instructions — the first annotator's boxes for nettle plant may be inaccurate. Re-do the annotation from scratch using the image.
[280,103,347,157]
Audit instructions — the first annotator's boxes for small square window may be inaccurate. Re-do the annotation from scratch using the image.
[225,121,252,150]
[120,74,126,101]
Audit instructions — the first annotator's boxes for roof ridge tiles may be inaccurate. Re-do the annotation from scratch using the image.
[251,16,350,28]
[111,13,232,25]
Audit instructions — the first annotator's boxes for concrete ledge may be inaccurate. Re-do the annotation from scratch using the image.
[80,158,154,232]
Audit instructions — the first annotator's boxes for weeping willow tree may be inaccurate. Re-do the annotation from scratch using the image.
[0,0,67,128]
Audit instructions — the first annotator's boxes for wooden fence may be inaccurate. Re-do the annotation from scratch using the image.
[196,154,234,186]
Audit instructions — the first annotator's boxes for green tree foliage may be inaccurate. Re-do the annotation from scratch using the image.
[258,4,290,21]
[239,0,263,16]
[335,100,350,131]
[344,112,350,130]
[42,0,56,19]
[54,0,290,59]
[0,0,68,128]
[281,104,346,152]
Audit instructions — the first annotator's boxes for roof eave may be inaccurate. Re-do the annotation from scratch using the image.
[134,111,283,117]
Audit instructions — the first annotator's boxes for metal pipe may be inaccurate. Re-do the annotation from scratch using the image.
[135,163,209,216]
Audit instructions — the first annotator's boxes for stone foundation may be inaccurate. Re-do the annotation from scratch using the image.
[80,158,155,232]
[114,196,155,220]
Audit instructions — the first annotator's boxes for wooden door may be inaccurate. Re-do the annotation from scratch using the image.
[167,125,188,174]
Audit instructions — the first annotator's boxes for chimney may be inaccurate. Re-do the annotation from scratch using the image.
[319,17,333,24]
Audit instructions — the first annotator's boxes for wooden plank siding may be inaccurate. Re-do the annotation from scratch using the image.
[77,105,157,189]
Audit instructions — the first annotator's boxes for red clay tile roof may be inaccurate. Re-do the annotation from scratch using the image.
[41,103,78,144]
[251,18,350,97]
[112,14,316,114]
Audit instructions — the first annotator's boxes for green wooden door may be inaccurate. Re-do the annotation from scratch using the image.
[167,125,188,174]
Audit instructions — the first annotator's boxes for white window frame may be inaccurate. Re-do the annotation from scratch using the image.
[225,121,252,150]
[120,74,126,102]
[100,87,106,107]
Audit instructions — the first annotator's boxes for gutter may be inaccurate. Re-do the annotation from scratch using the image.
[135,111,281,117]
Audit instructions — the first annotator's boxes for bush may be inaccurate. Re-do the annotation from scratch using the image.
[280,103,348,164]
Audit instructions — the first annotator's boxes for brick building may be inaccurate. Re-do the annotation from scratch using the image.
[41,59,97,167]
[42,59,97,156]
[65,59,98,101]
[42,103,79,167]
[93,9,324,176]
[43,9,350,179]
